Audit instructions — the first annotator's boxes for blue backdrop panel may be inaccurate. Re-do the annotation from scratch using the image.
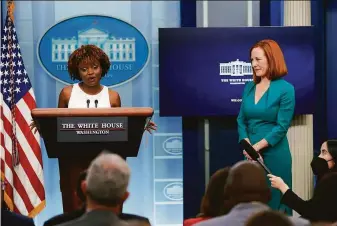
[159,27,315,117]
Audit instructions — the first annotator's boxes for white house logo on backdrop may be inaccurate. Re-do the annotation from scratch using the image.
[163,137,182,155]
[51,28,136,63]
[219,59,253,85]
[37,15,149,87]
[163,182,183,201]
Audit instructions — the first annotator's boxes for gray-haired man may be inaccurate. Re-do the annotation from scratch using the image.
[56,152,131,226]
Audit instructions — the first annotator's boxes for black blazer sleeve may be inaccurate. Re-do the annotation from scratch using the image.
[281,189,314,218]
[282,174,337,222]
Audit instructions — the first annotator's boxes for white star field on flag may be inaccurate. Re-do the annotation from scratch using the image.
[0,25,31,106]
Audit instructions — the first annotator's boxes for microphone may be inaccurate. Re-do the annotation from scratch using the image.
[94,99,98,108]
[86,99,90,108]
[239,139,272,174]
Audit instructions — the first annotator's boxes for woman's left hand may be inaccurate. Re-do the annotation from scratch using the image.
[267,174,289,194]
[145,121,157,134]
[253,139,269,153]
[252,143,264,162]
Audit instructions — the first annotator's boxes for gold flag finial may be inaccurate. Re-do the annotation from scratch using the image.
[7,0,15,21]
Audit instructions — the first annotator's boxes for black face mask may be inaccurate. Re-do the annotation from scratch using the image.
[311,157,330,176]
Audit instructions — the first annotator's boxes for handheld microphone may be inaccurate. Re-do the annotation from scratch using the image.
[94,99,98,108]
[86,99,90,108]
[239,139,272,174]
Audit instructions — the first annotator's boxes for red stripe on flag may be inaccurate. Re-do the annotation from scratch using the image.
[1,133,32,212]
[0,150,14,202]
[16,142,45,201]
[12,172,34,212]
[14,104,43,166]
[22,91,37,111]
[1,111,44,203]
[1,158,4,172]
[14,205,20,213]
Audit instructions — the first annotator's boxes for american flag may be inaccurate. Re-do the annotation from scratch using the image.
[0,13,45,217]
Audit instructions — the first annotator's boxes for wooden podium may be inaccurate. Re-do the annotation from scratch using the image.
[31,107,153,213]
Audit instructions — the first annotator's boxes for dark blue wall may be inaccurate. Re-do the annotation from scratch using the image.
[260,0,283,26]
[312,0,327,153]
[180,0,196,28]
[182,117,206,218]
[326,1,337,139]
[180,1,205,219]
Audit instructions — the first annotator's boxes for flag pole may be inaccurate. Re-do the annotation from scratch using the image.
[7,0,15,22]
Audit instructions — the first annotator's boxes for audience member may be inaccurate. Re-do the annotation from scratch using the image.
[55,152,131,226]
[119,213,150,225]
[310,223,337,226]
[194,161,309,226]
[245,210,293,226]
[184,167,231,226]
[45,167,150,225]
[123,218,151,226]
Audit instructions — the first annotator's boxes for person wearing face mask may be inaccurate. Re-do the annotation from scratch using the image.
[310,140,337,181]
[268,140,337,222]
[237,39,295,215]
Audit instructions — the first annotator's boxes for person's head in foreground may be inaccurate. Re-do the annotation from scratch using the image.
[311,140,337,178]
[199,167,231,218]
[245,210,293,226]
[224,161,271,208]
[81,151,130,213]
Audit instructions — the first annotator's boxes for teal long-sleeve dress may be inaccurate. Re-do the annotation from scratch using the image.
[237,79,295,215]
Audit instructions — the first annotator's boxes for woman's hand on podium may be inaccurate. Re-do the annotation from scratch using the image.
[145,121,157,134]
[29,119,40,135]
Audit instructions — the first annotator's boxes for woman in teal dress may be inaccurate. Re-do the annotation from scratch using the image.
[237,39,295,215]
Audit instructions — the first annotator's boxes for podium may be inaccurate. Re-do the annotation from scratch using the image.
[31,107,153,213]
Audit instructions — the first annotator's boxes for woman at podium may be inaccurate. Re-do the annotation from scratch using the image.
[57,44,156,132]
[58,44,120,109]
[237,39,295,215]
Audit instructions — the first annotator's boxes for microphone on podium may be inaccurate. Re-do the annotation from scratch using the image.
[239,139,272,174]
[94,99,98,108]
[86,99,90,108]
